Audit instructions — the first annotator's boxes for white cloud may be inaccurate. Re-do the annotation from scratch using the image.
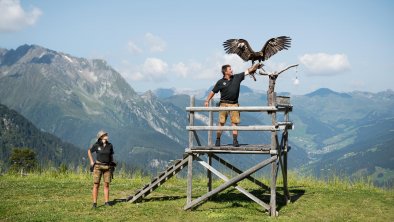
[172,62,189,78]
[130,72,144,81]
[143,57,168,74]
[222,54,248,72]
[191,53,249,80]
[118,58,168,82]
[145,32,166,52]
[127,41,142,54]
[0,0,42,32]
[119,51,260,84]
[299,53,351,76]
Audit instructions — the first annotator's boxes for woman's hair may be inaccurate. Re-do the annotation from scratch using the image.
[221,64,231,75]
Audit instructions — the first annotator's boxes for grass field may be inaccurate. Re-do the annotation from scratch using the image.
[1,172,393,221]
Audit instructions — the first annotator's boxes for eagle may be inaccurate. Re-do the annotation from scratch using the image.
[223,36,291,65]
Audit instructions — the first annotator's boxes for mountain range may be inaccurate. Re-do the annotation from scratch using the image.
[155,87,394,186]
[0,44,393,186]
[0,44,187,171]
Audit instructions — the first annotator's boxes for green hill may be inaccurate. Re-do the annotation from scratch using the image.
[307,114,394,187]
[0,104,85,169]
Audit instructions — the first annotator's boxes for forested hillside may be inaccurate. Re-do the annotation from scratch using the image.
[0,104,85,169]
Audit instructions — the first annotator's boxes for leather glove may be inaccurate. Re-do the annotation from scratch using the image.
[248,63,262,73]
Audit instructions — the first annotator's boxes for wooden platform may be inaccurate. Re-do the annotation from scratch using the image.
[187,144,273,154]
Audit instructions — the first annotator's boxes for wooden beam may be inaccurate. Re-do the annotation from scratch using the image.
[207,154,212,192]
[211,154,270,190]
[186,106,277,112]
[187,154,193,205]
[192,144,271,151]
[283,131,290,201]
[188,150,271,154]
[270,156,278,217]
[187,125,278,131]
[208,100,213,146]
[184,156,277,210]
[188,96,195,148]
[196,157,271,211]
[193,131,202,146]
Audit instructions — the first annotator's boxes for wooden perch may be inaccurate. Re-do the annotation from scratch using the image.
[259,64,298,76]
[261,64,299,106]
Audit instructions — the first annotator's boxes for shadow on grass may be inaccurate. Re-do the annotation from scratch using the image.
[142,195,186,202]
[191,186,305,212]
[109,198,128,206]
[110,195,186,205]
[113,186,305,213]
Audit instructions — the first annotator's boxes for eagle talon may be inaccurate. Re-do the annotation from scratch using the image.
[251,73,256,81]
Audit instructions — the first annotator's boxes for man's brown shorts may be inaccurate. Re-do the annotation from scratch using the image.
[219,103,240,124]
[93,164,111,184]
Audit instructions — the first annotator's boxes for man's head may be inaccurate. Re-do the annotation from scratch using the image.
[221,64,233,77]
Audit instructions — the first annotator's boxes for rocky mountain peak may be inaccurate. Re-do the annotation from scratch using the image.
[0,44,188,167]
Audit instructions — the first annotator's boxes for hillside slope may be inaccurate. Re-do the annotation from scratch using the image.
[0,104,85,168]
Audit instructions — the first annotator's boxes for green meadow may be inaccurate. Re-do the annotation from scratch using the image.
[1,172,393,222]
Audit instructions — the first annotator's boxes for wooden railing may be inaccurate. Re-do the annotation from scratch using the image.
[186,95,293,149]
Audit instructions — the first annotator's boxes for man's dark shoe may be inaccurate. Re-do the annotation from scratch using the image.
[215,138,220,147]
[105,202,111,207]
[92,203,97,209]
[233,139,240,147]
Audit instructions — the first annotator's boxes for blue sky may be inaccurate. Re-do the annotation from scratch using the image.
[0,0,393,95]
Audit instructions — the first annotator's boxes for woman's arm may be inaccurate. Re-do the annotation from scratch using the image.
[87,149,94,166]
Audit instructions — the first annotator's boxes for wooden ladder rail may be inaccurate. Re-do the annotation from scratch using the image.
[127,155,189,203]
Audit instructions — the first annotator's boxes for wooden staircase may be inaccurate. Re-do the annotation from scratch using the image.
[127,155,189,203]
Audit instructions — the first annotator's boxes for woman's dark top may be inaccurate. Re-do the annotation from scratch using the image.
[90,141,114,163]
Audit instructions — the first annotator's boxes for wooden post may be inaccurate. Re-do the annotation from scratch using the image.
[207,154,212,192]
[283,109,290,202]
[268,76,278,217]
[261,64,298,213]
[270,156,279,216]
[187,96,195,205]
[188,95,195,149]
[187,154,193,204]
[207,100,213,192]
[208,100,213,146]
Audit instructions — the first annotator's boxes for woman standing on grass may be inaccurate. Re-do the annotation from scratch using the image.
[87,130,114,208]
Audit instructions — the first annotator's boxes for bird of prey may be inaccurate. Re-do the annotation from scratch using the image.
[223,36,291,64]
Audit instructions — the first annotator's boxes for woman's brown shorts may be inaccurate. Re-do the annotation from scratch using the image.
[93,164,111,184]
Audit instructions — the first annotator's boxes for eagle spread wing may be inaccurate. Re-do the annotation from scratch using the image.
[223,39,255,62]
[223,36,291,63]
[261,36,291,61]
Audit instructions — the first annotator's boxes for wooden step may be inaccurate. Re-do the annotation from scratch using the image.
[127,154,190,203]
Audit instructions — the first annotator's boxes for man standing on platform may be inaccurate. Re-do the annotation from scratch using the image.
[204,63,261,147]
